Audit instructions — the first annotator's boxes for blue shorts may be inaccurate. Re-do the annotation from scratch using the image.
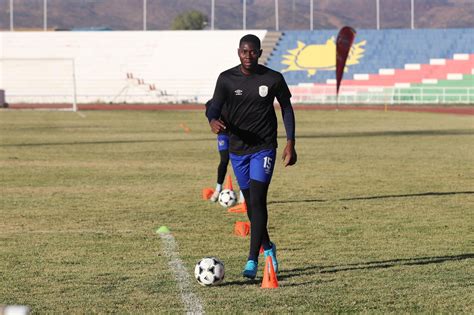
[230,149,276,190]
[217,134,229,152]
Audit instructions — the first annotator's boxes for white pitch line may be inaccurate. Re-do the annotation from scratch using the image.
[159,232,204,314]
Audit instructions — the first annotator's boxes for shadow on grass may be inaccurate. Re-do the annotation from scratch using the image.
[269,198,327,204]
[339,191,474,201]
[278,253,474,280]
[282,280,329,287]
[295,129,474,139]
[0,138,212,147]
[268,191,474,205]
[218,278,260,287]
[220,276,331,287]
[5,129,473,147]
[219,253,472,286]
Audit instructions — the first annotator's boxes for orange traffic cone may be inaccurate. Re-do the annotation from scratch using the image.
[224,175,234,191]
[228,202,247,213]
[179,123,191,133]
[261,256,279,288]
[233,221,250,237]
[202,188,214,200]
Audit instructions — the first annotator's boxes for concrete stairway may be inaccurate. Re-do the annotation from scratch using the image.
[260,31,283,66]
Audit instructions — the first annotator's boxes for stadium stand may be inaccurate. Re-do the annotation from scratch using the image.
[267,29,474,84]
[0,30,267,104]
[0,29,472,104]
[265,29,473,103]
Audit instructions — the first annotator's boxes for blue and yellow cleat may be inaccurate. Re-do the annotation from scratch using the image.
[263,242,278,273]
[242,260,258,279]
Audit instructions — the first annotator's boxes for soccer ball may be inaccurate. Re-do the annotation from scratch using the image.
[218,189,237,208]
[194,257,225,286]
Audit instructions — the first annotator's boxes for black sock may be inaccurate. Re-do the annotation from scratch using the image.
[247,179,271,261]
[217,150,229,184]
[241,189,251,220]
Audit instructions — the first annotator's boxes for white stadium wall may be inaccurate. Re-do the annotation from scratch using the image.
[0,30,267,104]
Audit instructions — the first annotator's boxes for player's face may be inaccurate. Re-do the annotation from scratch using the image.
[238,42,261,74]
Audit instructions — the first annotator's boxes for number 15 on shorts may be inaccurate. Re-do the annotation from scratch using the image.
[263,156,273,171]
[263,156,273,174]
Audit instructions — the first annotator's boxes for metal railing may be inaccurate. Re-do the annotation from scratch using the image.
[3,86,473,105]
[291,86,474,105]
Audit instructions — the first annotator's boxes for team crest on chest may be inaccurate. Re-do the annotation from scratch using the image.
[259,85,268,97]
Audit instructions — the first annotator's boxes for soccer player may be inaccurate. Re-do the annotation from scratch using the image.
[205,99,245,204]
[206,34,297,279]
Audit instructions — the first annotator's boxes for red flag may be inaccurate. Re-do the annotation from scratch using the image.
[336,26,357,96]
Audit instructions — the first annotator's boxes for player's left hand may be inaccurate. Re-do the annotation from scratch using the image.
[282,140,297,167]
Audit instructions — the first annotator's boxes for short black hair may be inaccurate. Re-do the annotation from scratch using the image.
[239,34,261,50]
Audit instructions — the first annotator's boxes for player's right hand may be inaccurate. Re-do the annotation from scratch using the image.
[209,119,226,134]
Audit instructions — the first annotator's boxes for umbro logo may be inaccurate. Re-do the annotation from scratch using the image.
[234,89,243,96]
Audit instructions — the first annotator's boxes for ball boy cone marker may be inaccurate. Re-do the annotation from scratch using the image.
[156,226,170,234]
[228,202,247,213]
[233,221,250,237]
[224,174,234,191]
[202,188,214,200]
[261,256,279,288]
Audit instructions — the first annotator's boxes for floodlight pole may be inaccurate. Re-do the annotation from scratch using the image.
[376,0,380,30]
[43,0,47,31]
[243,0,246,30]
[275,0,279,31]
[143,0,147,31]
[310,0,313,30]
[411,0,415,29]
[211,0,215,30]
[10,0,14,31]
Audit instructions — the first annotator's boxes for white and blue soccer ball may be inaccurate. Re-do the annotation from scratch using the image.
[194,257,225,286]
[218,189,237,208]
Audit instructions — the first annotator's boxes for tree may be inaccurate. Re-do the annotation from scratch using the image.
[171,10,208,30]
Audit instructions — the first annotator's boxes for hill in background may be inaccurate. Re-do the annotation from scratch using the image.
[1,0,473,31]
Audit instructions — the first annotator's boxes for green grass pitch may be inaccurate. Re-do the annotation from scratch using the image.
[1,109,473,313]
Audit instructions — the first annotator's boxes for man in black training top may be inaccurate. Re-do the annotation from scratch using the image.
[206,34,297,279]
